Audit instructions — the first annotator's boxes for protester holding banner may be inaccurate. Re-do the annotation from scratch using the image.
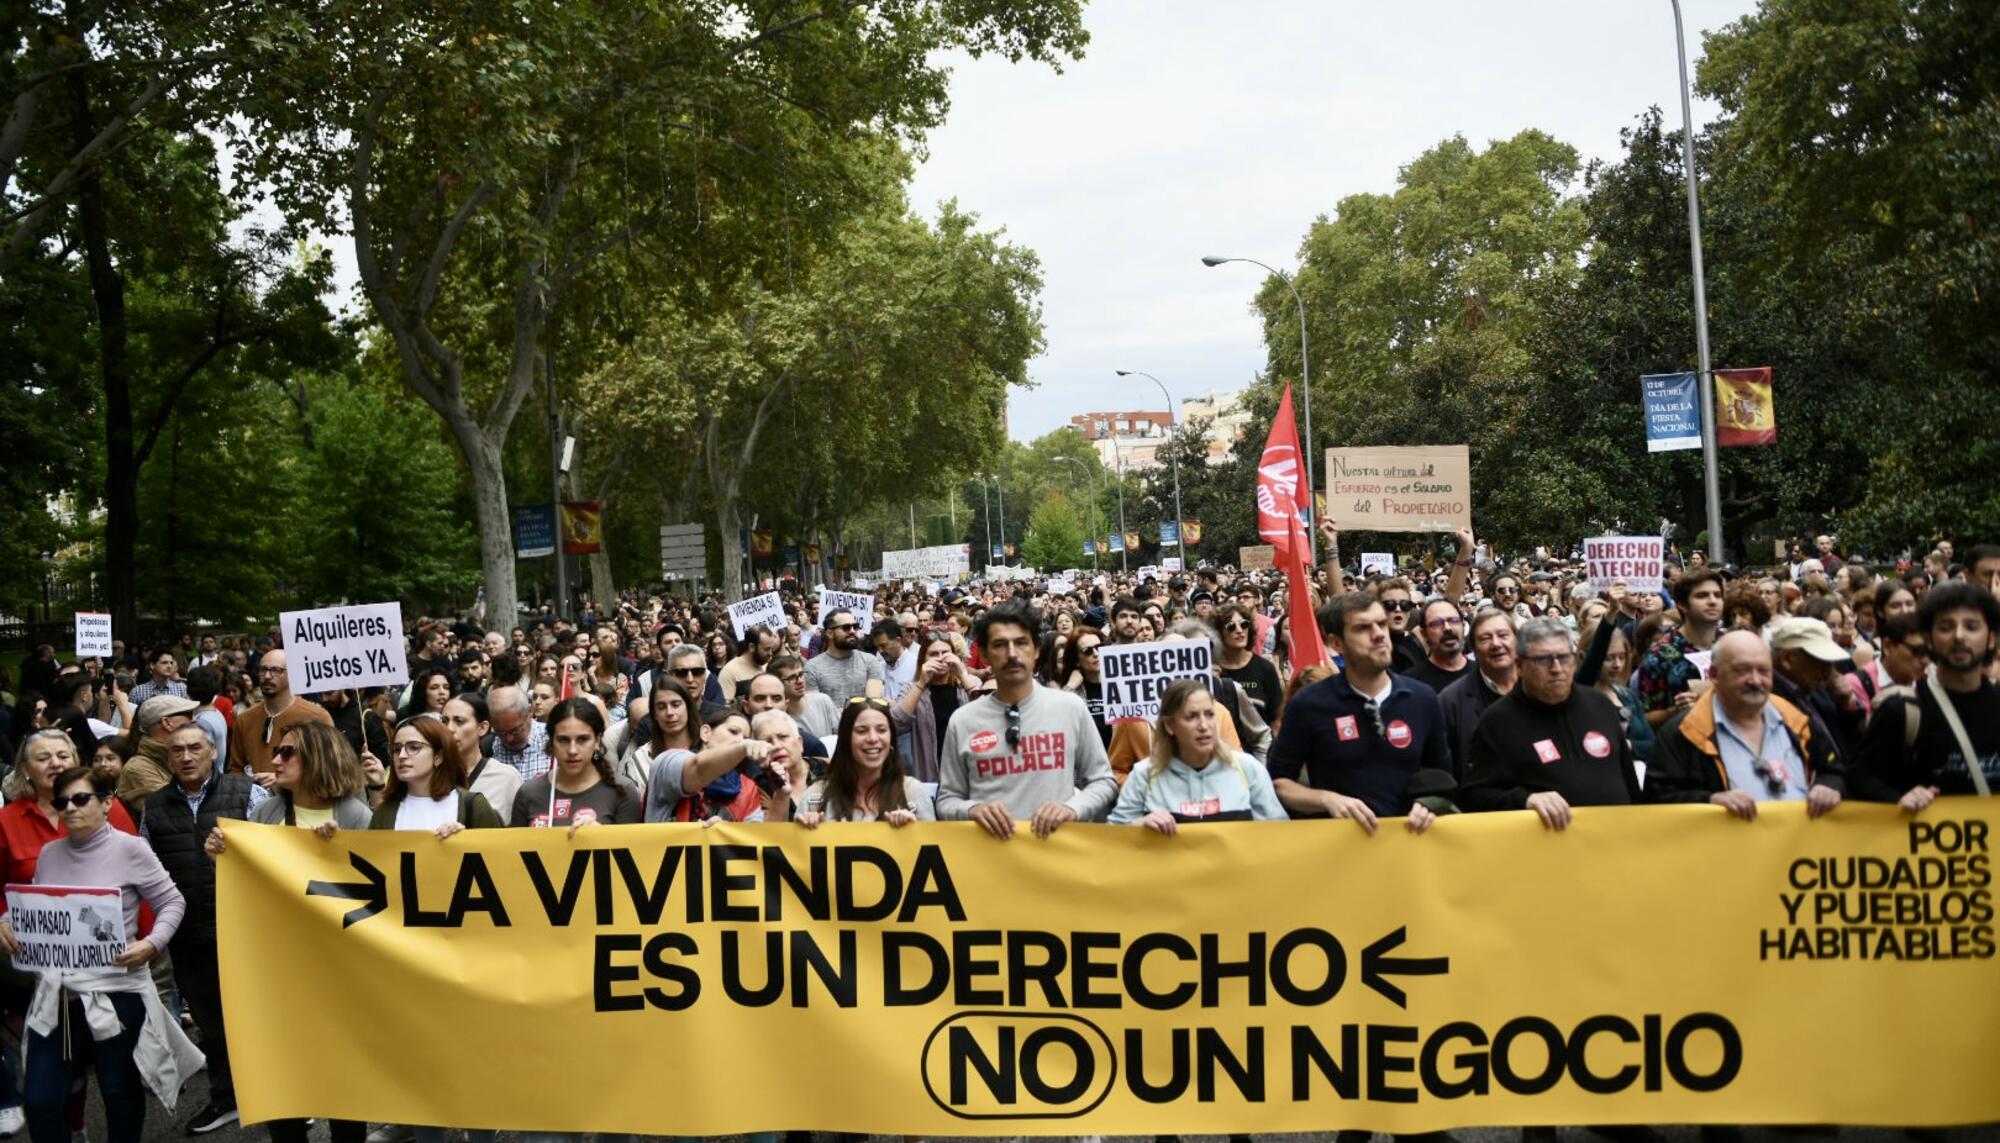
[221,723,372,841]
[642,705,781,824]
[937,601,1116,838]
[1266,594,1443,833]
[796,698,935,827]
[1108,679,1283,829]
[1648,632,1845,819]
[0,765,199,1143]
[367,717,502,835]
[442,694,521,826]
[514,699,642,831]
[2,730,142,887]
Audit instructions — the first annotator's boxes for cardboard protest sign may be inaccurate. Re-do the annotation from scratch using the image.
[1584,536,1666,595]
[279,602,408,695]
[816,587,873,629]
[74,613,112,659]
[1238,545,1275,571]
[4,885,128,979]
[728,592,786,640]
[1097,639,1213,722]
[1324,445,1471,533]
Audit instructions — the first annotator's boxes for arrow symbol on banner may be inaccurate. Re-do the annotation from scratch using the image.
[305,852,387,928]
[1361,926,1449,1007]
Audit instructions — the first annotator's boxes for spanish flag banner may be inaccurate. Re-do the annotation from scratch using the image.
[1715,367,1776,447]
[558,501,601,554]
[216,803,2000,1136]
[750,528,775,558]
[1183,519,1202,546]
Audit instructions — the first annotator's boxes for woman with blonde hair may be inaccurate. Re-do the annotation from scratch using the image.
[1108,678,1284,832]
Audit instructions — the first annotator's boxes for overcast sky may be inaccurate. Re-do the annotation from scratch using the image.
[903,0,1761,442]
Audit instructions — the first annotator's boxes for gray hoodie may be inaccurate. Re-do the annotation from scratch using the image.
[936,686,1117,822]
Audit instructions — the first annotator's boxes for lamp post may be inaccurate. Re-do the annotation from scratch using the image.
[1203,255,1316,564]
[994,475,1007,566]
[1115,369,1185,570]
[1670,0,1724,564]
[1058,457,1101,571]
[978,477,993,566]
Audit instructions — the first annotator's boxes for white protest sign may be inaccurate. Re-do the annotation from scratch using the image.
[1361,552,1396,576]
[816,587,874,629]
[4,885,128,979]
[1583,535,1666,596]
[1686,650,1713,680]
[1162,557,1184,573]
[1046,580,1074,596]
[728,592,785,640]
[882,544,970,580]
[279,602,408,695]
[1096,639,1214,723]
[1137,565,1160,583]
[73,613,112,659]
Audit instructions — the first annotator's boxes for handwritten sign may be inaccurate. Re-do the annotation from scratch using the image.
[1238,545,1275,571]
[1361,552,1396,576]
[4,885,128,979]
[816,587,873,629]
[1097,639,1213,723]
[728,592,786,640]
[1324,445,1472,533]
[279,602,408,695]
[881,545,969,580]
[1584,535,1666,596]
[74,613,112,659]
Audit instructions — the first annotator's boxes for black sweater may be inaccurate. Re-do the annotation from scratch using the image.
[1460,685,1642,812]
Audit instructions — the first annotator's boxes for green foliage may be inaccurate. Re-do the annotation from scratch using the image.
[1020,489,1086,572]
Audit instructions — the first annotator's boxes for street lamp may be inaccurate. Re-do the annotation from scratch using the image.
[1115,369,1185,571]
[1203,255,1316,563]
[1058,457,1101,571]
[1670,0,1724,564]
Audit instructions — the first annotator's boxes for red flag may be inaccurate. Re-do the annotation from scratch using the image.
[1255,384,1330,677]
[559,660,576,702]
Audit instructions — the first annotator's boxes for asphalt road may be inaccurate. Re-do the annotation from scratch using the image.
[67,1072,1984,1143]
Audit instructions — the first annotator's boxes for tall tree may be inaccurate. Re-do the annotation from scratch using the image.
[234,0,1085,620]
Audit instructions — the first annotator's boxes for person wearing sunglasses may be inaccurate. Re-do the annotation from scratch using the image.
[1214,603,1282,729]
[1460,619,1643,827]
[1061,632,1113,750]
[0,765,201,1143]
[1870,614,1931,690]
[802,609,888,708]
[1648,630,1844,821]
[937,601,1116,840]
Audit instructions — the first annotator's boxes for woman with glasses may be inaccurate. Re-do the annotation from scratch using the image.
[1214,604,1282,728]
[795,698,934,828]
[1109,679,1283,829]
[891,633,977,783]
[1061,631,1113,748]
[365,717,502,835]
[0,765,200,1143]
[644,707,780,824]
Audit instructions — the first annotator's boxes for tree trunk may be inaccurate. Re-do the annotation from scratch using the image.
[447,412,517,632]
[714,493,743,604]
[68,66,136,638]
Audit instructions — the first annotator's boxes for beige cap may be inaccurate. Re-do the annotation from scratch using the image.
[1769,617,1846,663]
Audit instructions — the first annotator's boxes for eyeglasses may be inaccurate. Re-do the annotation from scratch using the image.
[1424,616,1464,630]
[391,742,431,756]
[54,793,106,810]
[1494,586,1519,596]
[1222,620,1251,631]
[1077,644,1099,656]
[671,667,707,678]
[1005,704,1022,751]
[1900,642,1930,658]
[1521,652,1577,670]
[777,672,804,684]
[257,666,286,676]
[272,744,298,761]
[1382,600,1416,612]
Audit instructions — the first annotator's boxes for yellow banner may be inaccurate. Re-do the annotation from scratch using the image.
[216,803,2000,1134]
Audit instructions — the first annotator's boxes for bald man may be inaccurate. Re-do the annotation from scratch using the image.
[226,648,332,779]
[1647,630,1844,818]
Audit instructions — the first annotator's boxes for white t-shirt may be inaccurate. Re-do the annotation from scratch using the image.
[393,790,461,831]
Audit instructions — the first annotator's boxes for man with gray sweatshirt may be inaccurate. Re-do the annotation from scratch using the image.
[937,601,1117,838]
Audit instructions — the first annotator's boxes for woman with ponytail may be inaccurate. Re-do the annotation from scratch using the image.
[511,698,642,831]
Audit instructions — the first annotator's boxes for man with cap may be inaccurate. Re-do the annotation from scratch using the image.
[116,694,201,817]
[1769,616,1863,766]
[1647,630,1844,818]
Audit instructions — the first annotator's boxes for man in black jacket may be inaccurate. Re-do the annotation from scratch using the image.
[1649,630,1844,819]
[1461,617,1640,826]
[142,723,267,1134]
[1438,607,1519,779]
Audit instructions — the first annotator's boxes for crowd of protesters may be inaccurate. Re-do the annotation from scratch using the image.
[0,525,1992,1143]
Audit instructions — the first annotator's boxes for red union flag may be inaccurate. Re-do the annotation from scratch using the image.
[1254,384,1330,677]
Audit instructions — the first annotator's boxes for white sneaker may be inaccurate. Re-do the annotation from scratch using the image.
[0,1107,22,1138]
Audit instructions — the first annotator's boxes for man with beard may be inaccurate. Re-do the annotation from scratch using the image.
[227,649,332,779]
[1437,608,1520,780]
[803,608,887,706]
[1404,599,1474,694]
[1649,630,1844,818]
[719,625,780,701]
[937,601,1115,839]
[1855,582,2000,806]
[1110,598,1147,645]
[1461,618,1640,824]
